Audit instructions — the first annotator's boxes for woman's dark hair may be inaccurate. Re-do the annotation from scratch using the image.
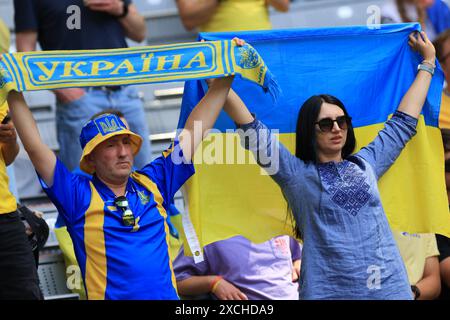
[295,94,356,163]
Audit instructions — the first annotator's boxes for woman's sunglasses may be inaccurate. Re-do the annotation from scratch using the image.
[315,115,352,132]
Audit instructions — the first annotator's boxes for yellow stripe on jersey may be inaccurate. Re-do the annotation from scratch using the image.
[84,182,107,300]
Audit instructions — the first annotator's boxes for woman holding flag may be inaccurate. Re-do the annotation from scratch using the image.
[223,33,436,299]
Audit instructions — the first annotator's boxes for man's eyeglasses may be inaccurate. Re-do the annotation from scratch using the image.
[114,196,135,226]
[315,115,351,132]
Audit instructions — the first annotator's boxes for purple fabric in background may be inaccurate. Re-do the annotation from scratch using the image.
[173,235,301,300]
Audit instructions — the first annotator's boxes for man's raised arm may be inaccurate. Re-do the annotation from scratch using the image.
[6,91,56,186]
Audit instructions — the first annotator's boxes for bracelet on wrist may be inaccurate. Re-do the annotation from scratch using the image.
[421,60,436,68]
[417,63,435,76]
[210,275,223,293]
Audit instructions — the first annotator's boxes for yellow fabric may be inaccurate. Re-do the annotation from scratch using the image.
[182,116,450,255]
[84,182,107,300]
[0,103,7,122]
[54,227,87,300]
[0,19,10,54]
[0,101,17,214]
[393,232,440,285]
[168,214,184,262]
[357,118,449,237]
[0,20,15,214]
[199,0,271,32]
[439,91,450,129]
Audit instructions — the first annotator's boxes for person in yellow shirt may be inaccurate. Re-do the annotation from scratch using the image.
[0,19,43,300]
[393,232,441,300]
[176,0,289,32]
[434,30,450,128]
[0,107,18,216]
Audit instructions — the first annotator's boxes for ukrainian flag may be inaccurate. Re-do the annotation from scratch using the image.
[178,23,450,253]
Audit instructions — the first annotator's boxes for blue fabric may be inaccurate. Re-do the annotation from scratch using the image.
[56,86,151,171]
[55,169,182,236]
[166,203,180,239]
[13,0,131,51]
[178,24,444,132]
[427,0,450,35]
[238,112,416,300]
[38,142,195,299]
[138,142,195,205]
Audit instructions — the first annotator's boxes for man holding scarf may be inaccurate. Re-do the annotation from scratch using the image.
[13,0,152,171]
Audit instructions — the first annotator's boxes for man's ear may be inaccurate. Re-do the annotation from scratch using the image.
[86,153,95,168]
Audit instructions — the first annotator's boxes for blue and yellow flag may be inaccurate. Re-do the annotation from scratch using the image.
[0,40,280,104]
[178,23,450,253]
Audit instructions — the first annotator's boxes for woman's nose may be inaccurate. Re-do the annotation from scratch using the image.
[331,121,341,132]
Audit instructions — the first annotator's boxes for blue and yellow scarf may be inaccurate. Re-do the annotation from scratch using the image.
[0,40,280,104]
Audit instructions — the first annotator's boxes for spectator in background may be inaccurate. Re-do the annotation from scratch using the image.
[13,0,152,171]
[434,30,450,129]
[381,0,450,41]
[393,231,441,299]
[0,19,20,200]
[0,18,43,300]
[174,235,301,300]
[176,0,289,32]
[437,129,450,299]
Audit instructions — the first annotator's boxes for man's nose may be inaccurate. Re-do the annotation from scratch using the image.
[117,143,128,156]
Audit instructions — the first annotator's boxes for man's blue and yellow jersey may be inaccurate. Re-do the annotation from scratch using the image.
[39,142,194,299]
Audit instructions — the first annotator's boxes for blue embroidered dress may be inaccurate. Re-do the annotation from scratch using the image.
[238,111,416,300]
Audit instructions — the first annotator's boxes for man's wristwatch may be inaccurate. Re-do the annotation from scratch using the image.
[411,285,421,300]
[118,0,129,18]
